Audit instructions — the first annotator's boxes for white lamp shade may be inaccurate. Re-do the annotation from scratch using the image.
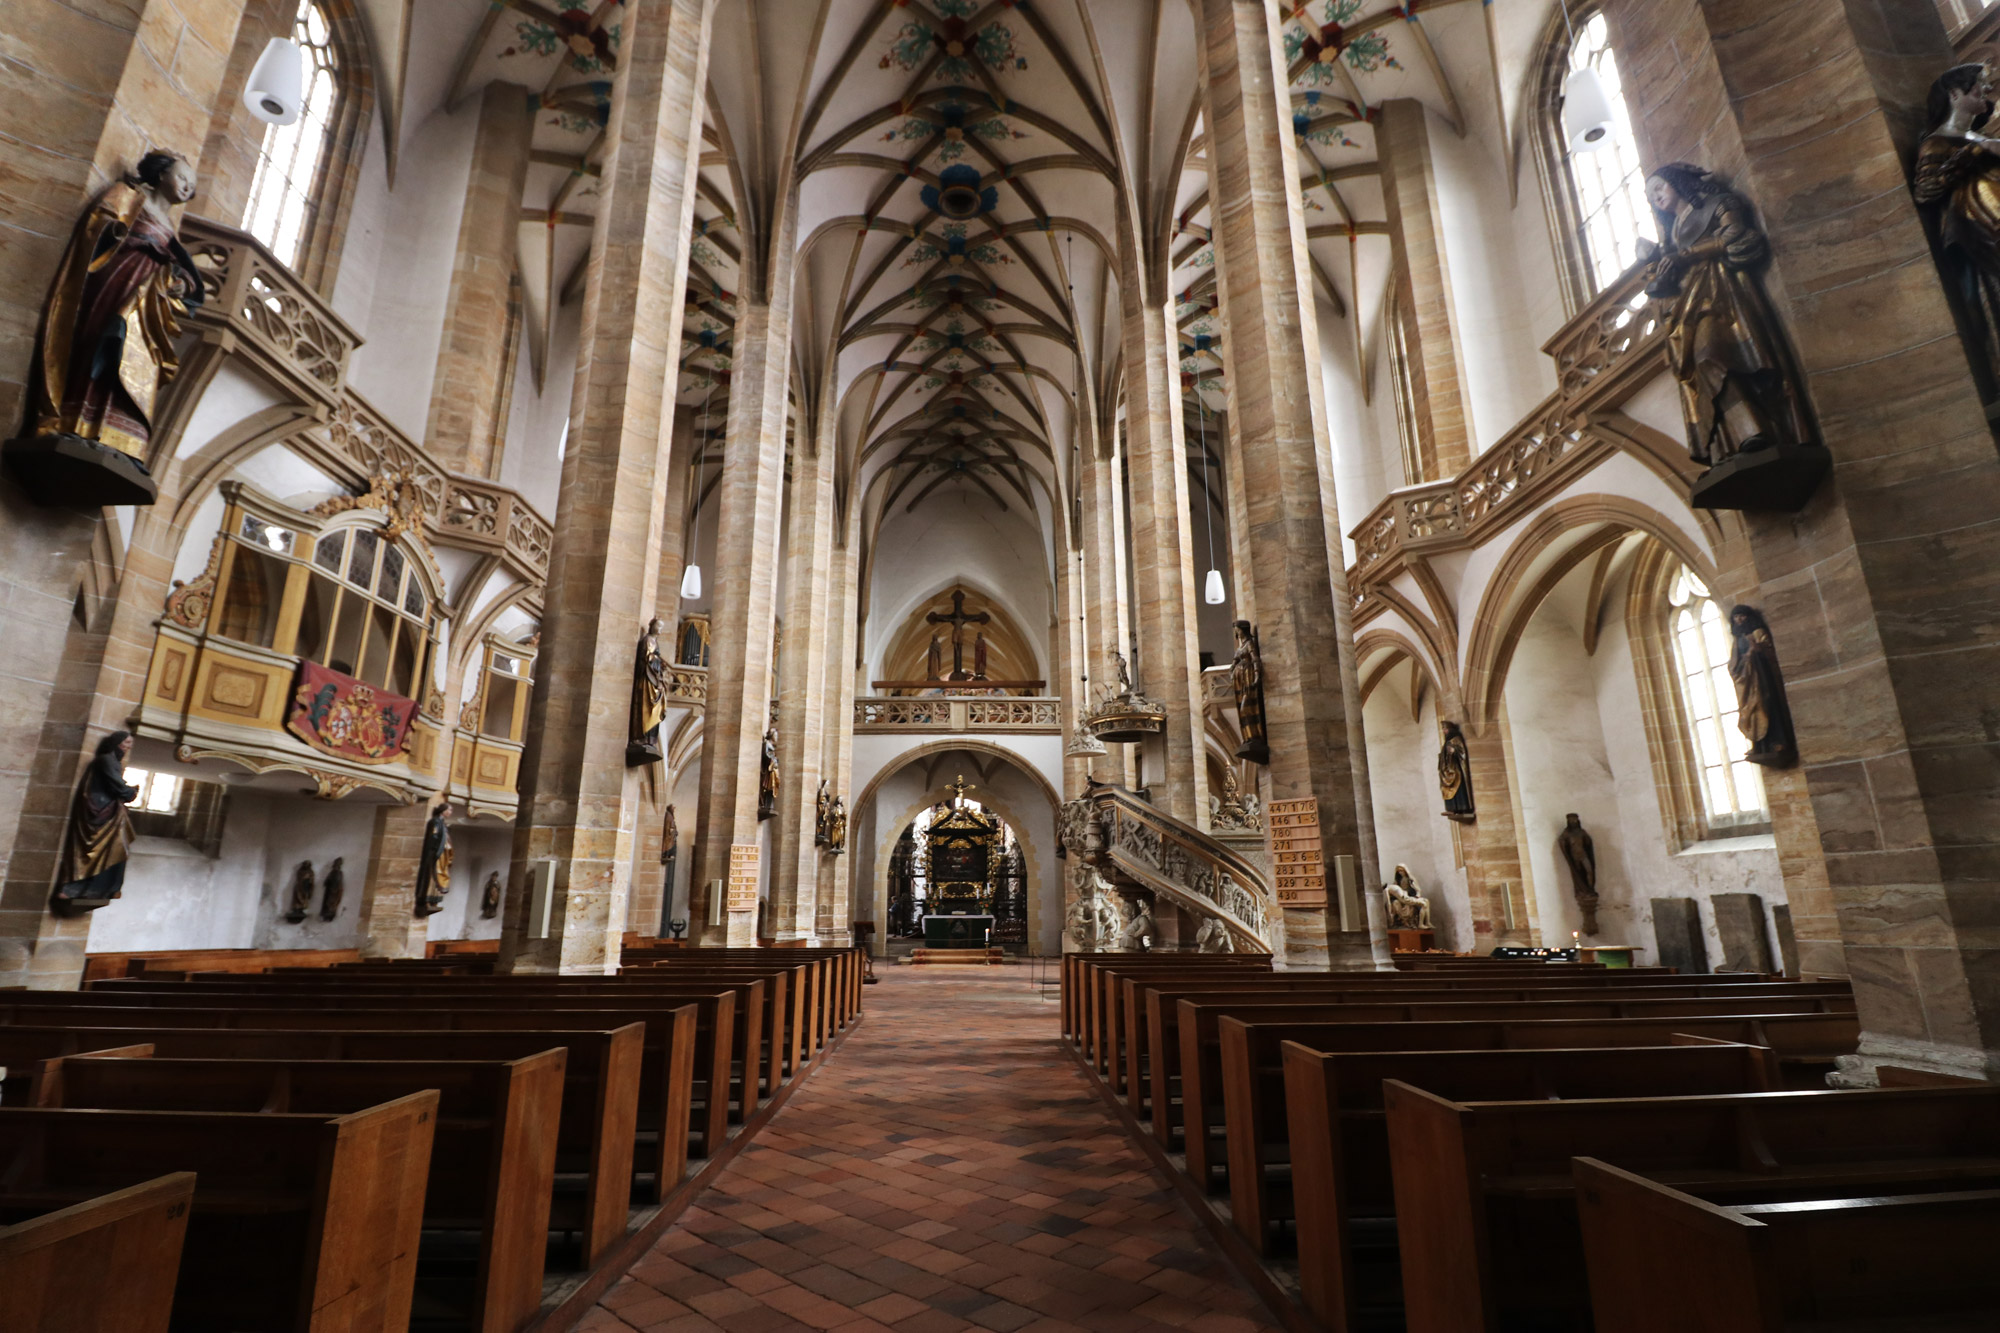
[678,563,702,601]
[244,37,304,126]
[1562,66,1615,153]
[1203,569,1226,605]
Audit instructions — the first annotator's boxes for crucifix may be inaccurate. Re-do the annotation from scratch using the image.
[950,774,976,807]
[926,590,991,680]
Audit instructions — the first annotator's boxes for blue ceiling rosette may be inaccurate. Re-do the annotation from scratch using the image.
[922,164,999,221]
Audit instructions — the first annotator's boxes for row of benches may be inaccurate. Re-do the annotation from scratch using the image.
[0,942,864,1333]
[1062,951,2000,1332]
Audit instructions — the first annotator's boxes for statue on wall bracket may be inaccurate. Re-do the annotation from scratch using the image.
[1438,721,1476,824]
[627,618,668,766]
[1558,814,1599,936]
[1638,163,1826,512]
[50,731,140,917]
[1727,606,1799,769]
[1916,62,2000,422]
[5,152,206,507]
[757,726,780,821]
[415,800,453,917]
[1230,620,1271,765]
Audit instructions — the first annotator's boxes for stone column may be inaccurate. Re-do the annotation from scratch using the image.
[355,803,433,957]
[770,397,837,940]
[1461,725,1530,948]
[1077,419,1135,788]
[1117,253,1210,828]
[1602,0,2000,1076]
[1197,0,1378,968]
[629,410,695,935]
[1376,98,1472,480]
[692,201,799,947]
[815,499,862,944]
[0,0,250,989]
[500,0,714,974]
[425,81,534,478]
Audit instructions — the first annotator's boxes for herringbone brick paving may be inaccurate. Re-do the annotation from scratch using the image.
[582,965,1281,1333]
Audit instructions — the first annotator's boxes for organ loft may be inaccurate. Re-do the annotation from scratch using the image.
[2,0,1998,1329]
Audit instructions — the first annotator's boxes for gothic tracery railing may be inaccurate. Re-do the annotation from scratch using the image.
[853,697,1062,733]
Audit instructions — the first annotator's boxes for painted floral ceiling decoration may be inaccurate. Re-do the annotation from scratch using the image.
[1283,0,1401,80]
[880,0,1028,80]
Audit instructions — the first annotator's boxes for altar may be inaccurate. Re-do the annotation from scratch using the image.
[922,914,994,950]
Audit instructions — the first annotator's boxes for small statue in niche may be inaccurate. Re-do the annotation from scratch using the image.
[757,726,780,821]
[1557,814,1600,936]
[51,731,140,916]
[480,870,503,919]
[1194,916,1234,953]
[1438,721,1476,824]
[1383,865,1433,931]
[1210,763,1256,831]
[319,857,346,921]
[415,800,453,917]
[6,152,205,507]
[815,780,830,845]
[1230,620,1271,765]
[1637,163,1823,511]
[1915,63,2000,408]
[826,797,847,855]
[1727,606,1799,768]
[284,861,316,924]
[926,633,945,681]
[626,618,668,766]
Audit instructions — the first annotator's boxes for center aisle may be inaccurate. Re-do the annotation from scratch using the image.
[583,966,1280,1333]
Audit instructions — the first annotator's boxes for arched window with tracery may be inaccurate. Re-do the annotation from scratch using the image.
[1536,8,1658,308]
[243,0,344,269]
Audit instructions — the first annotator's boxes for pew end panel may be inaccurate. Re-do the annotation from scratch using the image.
[0,1172,195,1333]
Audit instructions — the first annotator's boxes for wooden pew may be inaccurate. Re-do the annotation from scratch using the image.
[1,1031,154,1105]
[1574,1157,2000,1332]
[0,1172,194,1333]
[1128,977,1848,1122]
[1060,953,1267,1050]
[0,1096,437,1332]
[1169,996,1857,1177]
[80,947,360,983]
[0,999,713,1187]
[0,1023,641,1268]
[1385,1083,2000,1333]
[1274,1043,1774,1329]
[52,1053,562,1333]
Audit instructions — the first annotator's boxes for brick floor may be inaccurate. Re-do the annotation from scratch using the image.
[586,966,1281,1333]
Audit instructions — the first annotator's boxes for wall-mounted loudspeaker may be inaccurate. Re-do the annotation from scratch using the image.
[244,37,304,126]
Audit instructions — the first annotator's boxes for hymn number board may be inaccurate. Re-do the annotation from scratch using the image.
[1268,797,1328,908]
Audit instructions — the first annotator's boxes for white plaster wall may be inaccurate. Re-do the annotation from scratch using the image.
[1362,667,1472,950]
[865,493,1054,681]
[425,824,511,942]
[498,297,581,517]
[249,797,376,949]
[850,733,1065,812]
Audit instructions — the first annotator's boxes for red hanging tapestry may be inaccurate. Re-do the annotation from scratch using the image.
[287,661,416,763]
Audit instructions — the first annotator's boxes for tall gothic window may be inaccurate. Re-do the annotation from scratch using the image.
[243,0,343,268]
[1538,9,1657,305]
[1665,566,1768,827]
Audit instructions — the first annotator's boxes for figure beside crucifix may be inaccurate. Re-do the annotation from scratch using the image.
[927,590,991,681]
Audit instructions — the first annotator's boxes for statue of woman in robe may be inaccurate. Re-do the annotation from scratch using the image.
[1915,63,2000,401]
[660,803,678,903]
[415,801,453,917]
[1230,620,1271,764]
[284,861,316,924]
[757,727,780,821]
[626,618,668,765]
[1384,865,1433,931]
[480,871,503,919]
[1558,814,1600,935]
[1638,164,1813,470]
[815,780,830,845]
[1727,606,1798,768]
[51,731,139,915]
[319,857,346,921]
[10,152,205,503]
[1438,722,1476,823]
[827,798,847,855]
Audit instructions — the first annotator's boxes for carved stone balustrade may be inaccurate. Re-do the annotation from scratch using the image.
[179,217,553,586]
[853,697,1063,734]
[1346,265,1669,615]
[668,666,708,706]
[1060,783,1275,954]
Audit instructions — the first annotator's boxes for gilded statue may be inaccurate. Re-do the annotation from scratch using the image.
[7,152,205,506]
[1727,606,1798,768]
[319,857,346,921]
[627,617,668,765]
[1916,63,2000,404]
[757,726,780,821]
[1558,814,1599,935]
[480,870,503,920]
[415,801,453,917]
[815,780,831,846]
[827,797,847,855]
[51,731,139,916]
[284,861,316,924]
[1383,865,1433,931]
[1230,620,1272,764]
[1638,164,1818,504]
[1438,721,1476,824]
[660,802,678,898]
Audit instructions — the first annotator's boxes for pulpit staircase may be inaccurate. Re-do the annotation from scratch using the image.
[1060,782,1277,955]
